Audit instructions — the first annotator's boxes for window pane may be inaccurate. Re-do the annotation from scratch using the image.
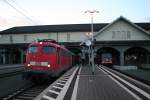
[42,46,56,53]
[28,46,38,53]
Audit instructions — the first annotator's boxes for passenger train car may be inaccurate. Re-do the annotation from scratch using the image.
[101,53,113,67]
[95,53,113,67]
[23,39,74,81]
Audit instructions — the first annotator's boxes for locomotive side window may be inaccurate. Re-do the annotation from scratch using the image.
[42,46,56,53]
[28,46,38,53]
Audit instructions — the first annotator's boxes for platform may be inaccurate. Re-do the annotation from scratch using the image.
[0,64,23,75]
[35,65,150,100]
[71,66,137,100]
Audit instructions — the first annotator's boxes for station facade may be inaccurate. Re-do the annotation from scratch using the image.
[0,16,150,68]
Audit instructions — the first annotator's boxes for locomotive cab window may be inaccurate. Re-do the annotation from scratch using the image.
[28,46,38,53]
[42,46,56,53]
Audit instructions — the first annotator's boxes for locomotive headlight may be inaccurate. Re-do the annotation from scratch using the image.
[40,42,42,44]
[48,64,51,68]
[27,64,31,67]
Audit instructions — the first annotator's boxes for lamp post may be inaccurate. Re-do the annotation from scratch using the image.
[85,33,92,66]
[85,10,99,74]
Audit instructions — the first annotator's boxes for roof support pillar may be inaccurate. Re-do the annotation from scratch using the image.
[120,51,124,66]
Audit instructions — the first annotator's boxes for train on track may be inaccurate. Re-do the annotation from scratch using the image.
[95,53,113,67]
[23,39,75,81]
[101,53,112,67]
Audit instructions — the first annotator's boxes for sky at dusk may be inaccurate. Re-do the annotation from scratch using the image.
[0,0,150,31]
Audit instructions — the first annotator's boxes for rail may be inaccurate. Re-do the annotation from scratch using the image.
[2,84,49,100]
[35,66,79,100]
[0,64,23,70]
[0,64,24,78]
[98,65,150,100]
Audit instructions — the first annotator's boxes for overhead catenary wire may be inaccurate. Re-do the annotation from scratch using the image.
[1,0,37,24]
[9,0,36,20]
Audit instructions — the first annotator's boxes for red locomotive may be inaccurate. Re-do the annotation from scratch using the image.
[101,53,113,67]
[95,53,113,67]
[23,39,74,81]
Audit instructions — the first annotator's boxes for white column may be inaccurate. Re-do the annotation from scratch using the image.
[18,48,25,64]
[120,51,124,66]
[20,49,24,64]
[2,49,6,64]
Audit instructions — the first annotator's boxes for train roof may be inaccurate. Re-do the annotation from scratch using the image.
[29,41,59,47]
[29,41,74,55]
[29,39,59,47]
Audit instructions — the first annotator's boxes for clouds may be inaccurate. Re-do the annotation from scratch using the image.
[0,16,7,25]
[144,17,150,21]
[0,15,36,30]
[0,0,150,31]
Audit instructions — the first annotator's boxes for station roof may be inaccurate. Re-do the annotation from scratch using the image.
[0,23,150,34]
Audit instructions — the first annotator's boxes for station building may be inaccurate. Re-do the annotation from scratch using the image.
[0,16,150,68]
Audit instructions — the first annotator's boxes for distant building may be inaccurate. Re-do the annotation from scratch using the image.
[0,16,150,68]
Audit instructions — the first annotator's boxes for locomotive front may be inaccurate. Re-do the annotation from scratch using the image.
[23,40,59,80]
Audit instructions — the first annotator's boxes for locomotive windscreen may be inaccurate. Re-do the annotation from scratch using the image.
[28,46,38,53]
[42,46,56,53]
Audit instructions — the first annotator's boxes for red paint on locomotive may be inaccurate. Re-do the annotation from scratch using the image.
[23,39,74,80]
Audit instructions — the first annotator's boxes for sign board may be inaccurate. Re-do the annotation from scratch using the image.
[85,40,91,46]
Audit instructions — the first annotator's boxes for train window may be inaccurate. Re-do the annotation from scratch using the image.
[42,46,56,53]
[28,46,38,53]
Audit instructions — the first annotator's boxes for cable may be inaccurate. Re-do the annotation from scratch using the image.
[2,0,37,24]
[10,0,36,19]
[10,0,38,24]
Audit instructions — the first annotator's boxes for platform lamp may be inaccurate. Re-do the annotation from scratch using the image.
[85,10,99,74]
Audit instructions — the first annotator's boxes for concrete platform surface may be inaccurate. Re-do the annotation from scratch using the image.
[73,66,137,100]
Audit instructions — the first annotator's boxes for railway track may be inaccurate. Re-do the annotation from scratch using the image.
[98,65,150,100]
[2,84,49,100]
[0,65,23,78]
[0,70,23,78]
